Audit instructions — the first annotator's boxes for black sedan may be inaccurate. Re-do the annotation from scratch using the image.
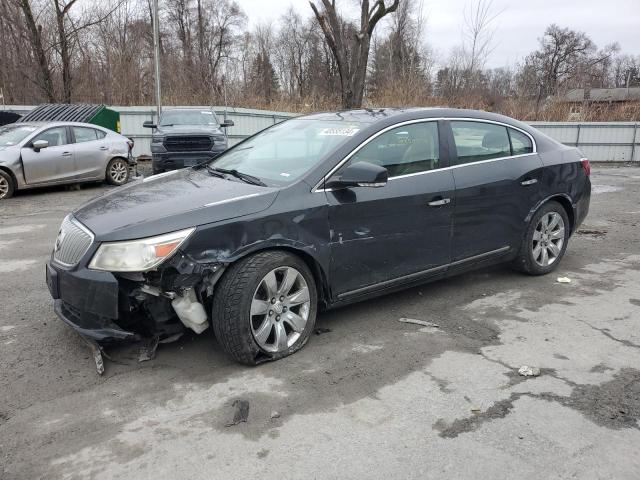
[46,108,591,365]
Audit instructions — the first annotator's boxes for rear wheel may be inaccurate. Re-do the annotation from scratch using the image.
[105,158,130,186]
[0,170,15,200]
[212,251,317,365]
[512,201,570,275]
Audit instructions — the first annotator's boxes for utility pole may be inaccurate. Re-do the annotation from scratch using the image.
[152,0,162,121]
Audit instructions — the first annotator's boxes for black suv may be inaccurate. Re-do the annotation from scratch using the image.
[143,108,234,173]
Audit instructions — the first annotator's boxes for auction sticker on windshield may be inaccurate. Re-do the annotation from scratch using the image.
[318,127,360,136]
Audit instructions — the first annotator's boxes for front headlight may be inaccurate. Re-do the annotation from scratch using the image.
[88,228,195,272]
[152,135,164,143]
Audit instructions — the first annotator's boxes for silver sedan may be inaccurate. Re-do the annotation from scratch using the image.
[0,121,135,199]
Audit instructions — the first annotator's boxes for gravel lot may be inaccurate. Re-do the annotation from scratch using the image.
[1,166,640,479]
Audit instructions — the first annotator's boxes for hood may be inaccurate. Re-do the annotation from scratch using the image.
[155,125,223,136]
[74,168,279,242]
[0,145,19,159]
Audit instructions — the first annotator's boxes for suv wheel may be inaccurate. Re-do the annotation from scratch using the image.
[106,158,130,186]
[0,170,15,200]
[212,251,317,365]
[513,200,570,275]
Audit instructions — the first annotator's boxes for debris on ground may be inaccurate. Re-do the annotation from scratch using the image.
[80,336,105,375]
[577,229,607,237]
[398,318,440,328]
[556,277,572,284]
[314,328,332,335]
[159,332,183,344]
[518,366,541,377]
[138,335,160,362]
[226,400,250,427]
[470,407,481,414]
[270,410,281,420]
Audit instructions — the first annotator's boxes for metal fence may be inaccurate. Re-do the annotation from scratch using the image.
[3,105,638,162]
[530,122,639,162]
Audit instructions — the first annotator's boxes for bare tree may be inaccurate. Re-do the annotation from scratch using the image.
[309,0,400,109]
[16,0,56,102]
[462,0,501,74]
[521,24,618,114]
[369,0,431,104]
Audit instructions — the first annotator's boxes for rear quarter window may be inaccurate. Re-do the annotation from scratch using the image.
[509,128,533,155]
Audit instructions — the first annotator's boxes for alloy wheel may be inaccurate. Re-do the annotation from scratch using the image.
[532,212,565,267]
[109,160,128,183]
[0,176,8,199]
[250,266,311,353]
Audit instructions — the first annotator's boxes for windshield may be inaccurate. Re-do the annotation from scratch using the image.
[210,119,363,185]
[160,110,218,126]
[0,125,38,147]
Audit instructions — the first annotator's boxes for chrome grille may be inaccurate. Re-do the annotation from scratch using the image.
[53,216,94,267]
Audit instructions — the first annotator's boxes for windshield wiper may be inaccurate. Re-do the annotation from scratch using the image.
[210,167,267,186]
[205,164,225,178]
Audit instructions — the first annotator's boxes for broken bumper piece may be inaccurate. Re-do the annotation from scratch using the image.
[53,299,138,342]
[47,260,139,342]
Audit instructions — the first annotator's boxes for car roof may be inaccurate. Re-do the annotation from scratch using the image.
[14,121,111,130]
[297,107,537,136]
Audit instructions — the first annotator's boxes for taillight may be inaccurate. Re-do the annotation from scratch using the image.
[581,158,590,176]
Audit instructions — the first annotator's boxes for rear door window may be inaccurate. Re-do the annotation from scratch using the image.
[451,121,510,164]
[73,127,99,143]
[346,121,439,177]
[509,128,533,155]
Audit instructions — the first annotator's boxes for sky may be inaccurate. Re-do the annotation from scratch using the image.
[239,0,640,68]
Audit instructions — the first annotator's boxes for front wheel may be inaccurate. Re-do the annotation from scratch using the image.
[0,170,15,200]
[512,200,570,275]
[212,251,317,365]
[105,158,130,186]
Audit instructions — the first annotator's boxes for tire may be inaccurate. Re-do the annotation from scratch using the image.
[105,158,130,186]
[212,250,318,365]
[512,200,570,275]
[0,170,15,200]
[152,165,165,175]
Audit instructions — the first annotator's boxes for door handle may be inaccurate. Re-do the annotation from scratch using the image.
[428,198,451,207]
[61,152,72,157]
[521,179,538,186]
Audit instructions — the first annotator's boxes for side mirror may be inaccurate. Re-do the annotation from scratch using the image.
[220,120,234,128]
[143,120,157,129]
[32,140,49,152]
[326,161,388,189]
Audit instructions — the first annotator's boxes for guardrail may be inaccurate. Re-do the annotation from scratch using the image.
[3,106,638,161]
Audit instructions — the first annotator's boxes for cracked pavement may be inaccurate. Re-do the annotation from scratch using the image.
[1,166,640,479]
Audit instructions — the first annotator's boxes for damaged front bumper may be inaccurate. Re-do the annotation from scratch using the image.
[46,261,137,342]
[46,253,222,344]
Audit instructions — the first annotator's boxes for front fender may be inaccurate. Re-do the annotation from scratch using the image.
[0,152,26,188]
[183,204,332,290]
